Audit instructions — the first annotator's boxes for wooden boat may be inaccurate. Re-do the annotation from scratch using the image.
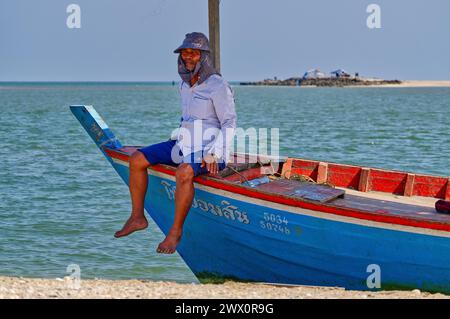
[71,105,450,293]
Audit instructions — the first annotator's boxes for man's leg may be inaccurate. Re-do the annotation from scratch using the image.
[157,164,195,254]
[115,140,178,238]
[114,151,150,238]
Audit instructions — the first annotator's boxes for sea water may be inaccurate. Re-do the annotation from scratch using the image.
[0,82,449,282]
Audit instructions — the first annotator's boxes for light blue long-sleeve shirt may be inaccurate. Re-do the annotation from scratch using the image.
[174,74,237,163]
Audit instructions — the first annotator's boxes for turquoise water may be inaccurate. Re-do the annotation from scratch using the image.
[0,82,449,282]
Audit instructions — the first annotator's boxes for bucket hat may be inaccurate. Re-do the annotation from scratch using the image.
[174,32,211,53]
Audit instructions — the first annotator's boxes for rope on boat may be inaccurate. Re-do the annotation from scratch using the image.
[225,165,251,184]
[224,160,335,188]
[279,169,336,188]
[99,137,121,148]
[223,157,268,184]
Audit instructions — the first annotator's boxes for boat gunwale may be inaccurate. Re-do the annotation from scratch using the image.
[104,146,450,233]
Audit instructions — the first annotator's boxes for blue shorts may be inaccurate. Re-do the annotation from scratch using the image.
[137,140,226,177]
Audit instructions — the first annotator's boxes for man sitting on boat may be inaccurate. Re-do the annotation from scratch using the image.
[114,32,237,254]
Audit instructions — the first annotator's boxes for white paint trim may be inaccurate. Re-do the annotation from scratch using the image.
[111,158,450,238]
[85,105,108,129]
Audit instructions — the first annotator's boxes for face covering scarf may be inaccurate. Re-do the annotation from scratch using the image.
[177,51,220,86]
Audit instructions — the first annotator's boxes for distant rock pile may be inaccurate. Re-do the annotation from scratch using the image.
[240,77,402,87]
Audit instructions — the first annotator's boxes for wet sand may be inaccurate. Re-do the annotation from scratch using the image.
[0,276,448,299]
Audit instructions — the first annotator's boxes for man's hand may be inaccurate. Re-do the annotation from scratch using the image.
[201,154,219,175]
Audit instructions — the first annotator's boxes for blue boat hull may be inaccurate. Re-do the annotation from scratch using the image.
[114,163,450,293]
[71,105,450,293]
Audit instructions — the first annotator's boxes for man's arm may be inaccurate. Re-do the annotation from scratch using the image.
[208,82,237,162]
[170,81,184,141]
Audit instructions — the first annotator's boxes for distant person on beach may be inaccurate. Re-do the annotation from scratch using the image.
[114,32,237,254]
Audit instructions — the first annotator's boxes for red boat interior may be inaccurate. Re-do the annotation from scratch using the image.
[105,146,450,231]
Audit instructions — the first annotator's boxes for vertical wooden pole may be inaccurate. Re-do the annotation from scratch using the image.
[404,173,416,197]
[208,0,220,73]
[358,168,371,193]
[317,162,328,184]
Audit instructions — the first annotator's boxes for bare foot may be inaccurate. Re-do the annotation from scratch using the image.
[114,216,148,238]
[156,230,182,254]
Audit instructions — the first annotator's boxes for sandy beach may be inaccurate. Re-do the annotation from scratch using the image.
[0,276,448,299]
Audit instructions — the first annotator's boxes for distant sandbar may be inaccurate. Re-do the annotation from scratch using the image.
[239,78,450,88]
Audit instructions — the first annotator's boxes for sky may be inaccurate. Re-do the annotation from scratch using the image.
[0,0,449,81]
